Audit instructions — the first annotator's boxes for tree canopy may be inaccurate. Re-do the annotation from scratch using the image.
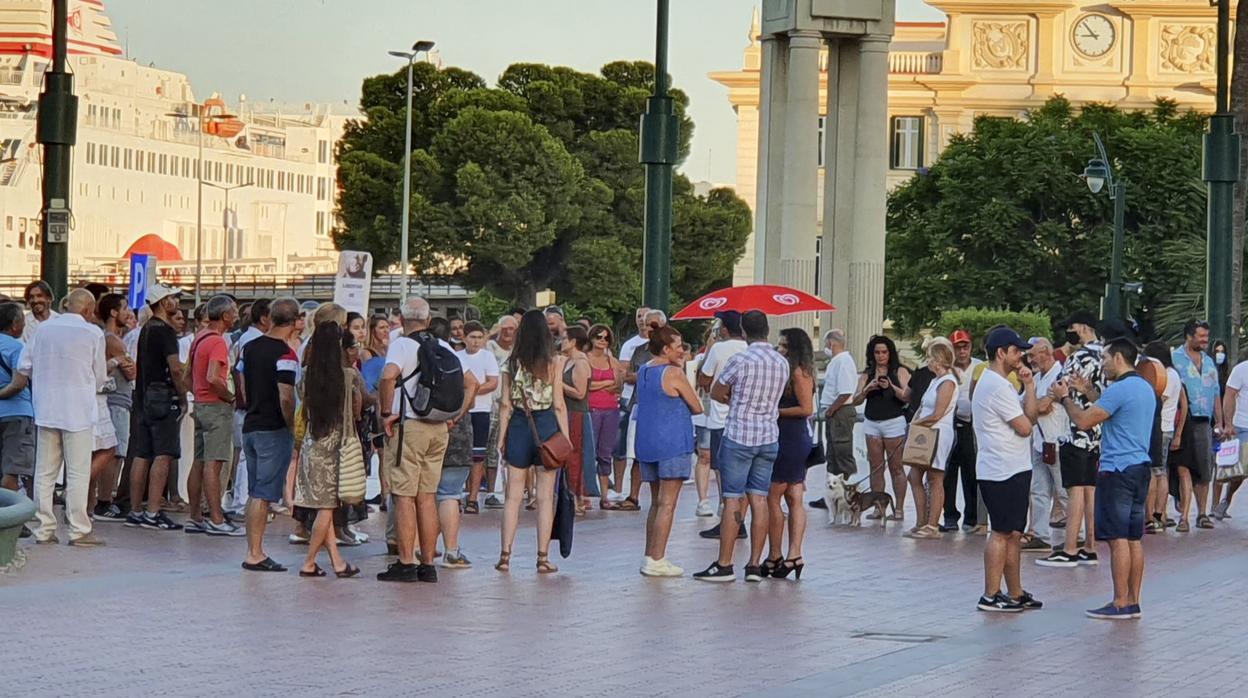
[885,96,1213,339]
[334,60,752,323]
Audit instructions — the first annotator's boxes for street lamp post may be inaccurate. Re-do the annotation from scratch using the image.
[1083,133,1126,322]
[389,40,436,302]
[204,181,253,292]
[639,0,678,313]
[166,104,236,305]
[1205,0,1240,350]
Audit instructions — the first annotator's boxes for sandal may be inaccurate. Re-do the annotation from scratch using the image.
[299,564,326,578]
[599,500,620,511]
[761,556,783,577]
[241,557,287,573]
[1197,515,1215,529]
[617,497,641,511]
[495,550,511,572]
[334,564,361,579]
[536,553,559,574]
[1176,519,1191,533]
[464,500,480,515]
[525,498,537,511]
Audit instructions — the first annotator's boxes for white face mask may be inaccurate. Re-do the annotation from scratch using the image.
[823,347,835,358]
[1216,352,1227,365]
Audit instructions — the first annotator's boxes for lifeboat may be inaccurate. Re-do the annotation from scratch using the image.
[202,98,245,138]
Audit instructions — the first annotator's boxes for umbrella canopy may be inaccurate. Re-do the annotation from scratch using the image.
[671,284,835,320]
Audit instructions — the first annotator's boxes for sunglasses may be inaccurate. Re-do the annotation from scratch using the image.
[593,334,609,341]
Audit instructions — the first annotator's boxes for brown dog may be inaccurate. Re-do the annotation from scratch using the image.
[848,489,895,527]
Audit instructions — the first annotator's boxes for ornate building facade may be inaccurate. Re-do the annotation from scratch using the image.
[712,0,1228,285]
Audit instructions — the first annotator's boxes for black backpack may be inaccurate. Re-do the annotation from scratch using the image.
[396,331,464,423]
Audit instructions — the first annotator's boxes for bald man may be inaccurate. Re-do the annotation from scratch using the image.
[11,288,108,545]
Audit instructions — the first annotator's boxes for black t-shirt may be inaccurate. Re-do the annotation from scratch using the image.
[135,317,179,402]
[242,335,298,433]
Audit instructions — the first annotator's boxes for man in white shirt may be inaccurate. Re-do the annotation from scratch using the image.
[610,306,651,502]
[15,288,108,546]
[21,280,60,343]
[1026,337,1068,550]
[971,327,1039,613]
[459,320,500,513]
[944,329,986,532]
[819,328,859,478]
[695,310,749,535]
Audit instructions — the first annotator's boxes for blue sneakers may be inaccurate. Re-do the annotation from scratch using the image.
[1086,603,1136,620]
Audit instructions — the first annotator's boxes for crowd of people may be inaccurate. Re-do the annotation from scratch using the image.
[2,280,1241,617]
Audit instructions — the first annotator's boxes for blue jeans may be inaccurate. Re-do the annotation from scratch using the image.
[717,437,779,498]
[242,429,294,503]
[436,466,470,502]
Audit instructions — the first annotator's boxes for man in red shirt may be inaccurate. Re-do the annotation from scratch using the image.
[185,295,242,536]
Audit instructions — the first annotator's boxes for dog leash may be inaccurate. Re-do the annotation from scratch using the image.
[847,440,901,490]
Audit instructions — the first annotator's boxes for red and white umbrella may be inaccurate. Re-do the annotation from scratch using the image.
[671,284,835,320]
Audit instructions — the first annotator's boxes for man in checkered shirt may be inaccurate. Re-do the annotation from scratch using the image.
[694,310,790,583]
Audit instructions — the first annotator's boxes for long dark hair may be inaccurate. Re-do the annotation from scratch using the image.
[780,328,814,378]
[303,322,345,439]
[864,335,901,378]
[509,309,555,380]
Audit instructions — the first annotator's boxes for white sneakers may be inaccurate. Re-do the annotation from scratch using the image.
[640,556,684,577]
[695,499,715,517]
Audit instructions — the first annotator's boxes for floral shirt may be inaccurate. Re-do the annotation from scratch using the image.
[1171,347,1220,419]
[504,363,555,411]
[1063,342,1105,451]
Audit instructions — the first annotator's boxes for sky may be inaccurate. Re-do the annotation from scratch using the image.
[105,0,944,187]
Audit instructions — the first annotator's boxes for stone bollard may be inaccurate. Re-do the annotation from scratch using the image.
[0,488,36,568]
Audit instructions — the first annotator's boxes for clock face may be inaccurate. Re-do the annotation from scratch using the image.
[1072,14,1116,59]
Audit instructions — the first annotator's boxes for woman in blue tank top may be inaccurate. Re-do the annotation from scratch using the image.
[634,324,703,577]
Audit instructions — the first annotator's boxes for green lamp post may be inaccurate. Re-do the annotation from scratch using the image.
[1083,133,1126,322]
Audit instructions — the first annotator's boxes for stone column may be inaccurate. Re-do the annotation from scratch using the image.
[845,34,891,354]
[777,30,822,333]
[752,34,788,285]
[821,37,860,343]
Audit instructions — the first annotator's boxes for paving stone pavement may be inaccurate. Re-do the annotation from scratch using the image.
[3,478,1245,698]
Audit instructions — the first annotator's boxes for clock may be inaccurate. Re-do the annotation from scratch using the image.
[1072,14,1116,59]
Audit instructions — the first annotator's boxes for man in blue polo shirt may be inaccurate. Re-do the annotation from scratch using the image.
[1052,338,1154,620]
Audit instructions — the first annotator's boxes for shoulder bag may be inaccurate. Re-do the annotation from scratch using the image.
[520,374,572,470]
[901,423,939,470]
[336,370,367,504]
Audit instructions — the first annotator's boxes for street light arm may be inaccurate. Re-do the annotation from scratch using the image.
[1092,132,1115,189]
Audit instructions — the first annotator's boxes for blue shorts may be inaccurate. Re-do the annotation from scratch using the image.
[436,465,470,502]
[708,428,724,471]
[717,437,779,498]
[505,408,560,469]
[243,428,294,503]
[640,454,693,483]
[1095,463,1151,541]
[695,426,711,451]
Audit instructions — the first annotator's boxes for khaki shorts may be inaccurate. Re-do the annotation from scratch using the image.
[194,401,235,463]
[386,419,449,496]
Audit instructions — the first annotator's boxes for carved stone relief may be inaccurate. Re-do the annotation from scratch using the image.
[972,21,1029,70]
[1159,24,1214,73]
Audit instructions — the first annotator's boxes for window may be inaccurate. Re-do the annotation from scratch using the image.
[86,142,95,164]
[318,139,328,164]
[124,149,132,170]
[890,116,924,170]
[817,116,825,168]
[147,152,155,172]
[317,177,327,201]
[316,211,326,237]
[111,146,119,167]
[214,162,222,181]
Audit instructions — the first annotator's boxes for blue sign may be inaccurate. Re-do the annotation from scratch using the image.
[128,254,153,309]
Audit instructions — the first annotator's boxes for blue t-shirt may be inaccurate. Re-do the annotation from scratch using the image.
[0,334,33,420]
[1096,373,1155,472]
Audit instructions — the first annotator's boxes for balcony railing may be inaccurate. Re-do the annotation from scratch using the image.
[889,52,943,74]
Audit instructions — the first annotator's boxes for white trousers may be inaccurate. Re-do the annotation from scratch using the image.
[1029,447,1068,544]
[34,426,94,540]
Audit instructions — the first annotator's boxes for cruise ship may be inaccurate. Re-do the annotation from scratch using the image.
[0,0,348,282]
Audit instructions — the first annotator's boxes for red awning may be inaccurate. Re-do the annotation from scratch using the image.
[123,234,182,262]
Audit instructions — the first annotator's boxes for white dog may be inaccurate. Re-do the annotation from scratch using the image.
[824,473,853,525]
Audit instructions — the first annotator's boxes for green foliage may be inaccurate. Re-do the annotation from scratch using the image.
[886,97,1212,336]
[932,307,1054,356]
[336,60,748,326]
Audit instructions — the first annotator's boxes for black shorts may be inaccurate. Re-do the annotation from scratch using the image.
[129,408,182,460]
[1059,443,1098,488]
[470,411,490,461]
[979,470,1032,534]
[1095,463,1151,541]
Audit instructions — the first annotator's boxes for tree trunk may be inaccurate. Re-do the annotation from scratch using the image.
[1231,0,1248,359]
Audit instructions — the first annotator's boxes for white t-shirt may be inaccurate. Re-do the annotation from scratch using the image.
[699,338,748,430]
[819,349,858,409]
[1225,362,1248,430]
[385,335,423,416]
[22,310,60,343]
[1032,360,1066,451]
[457,348,500,413]
[688,354,706,428]
[971,368,1031,482]
[618,334,648,402]
[954,357,984,420]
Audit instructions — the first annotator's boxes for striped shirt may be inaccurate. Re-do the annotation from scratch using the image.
[716,341,790,447]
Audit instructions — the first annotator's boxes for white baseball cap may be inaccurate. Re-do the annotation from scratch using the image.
[147,283,181,305]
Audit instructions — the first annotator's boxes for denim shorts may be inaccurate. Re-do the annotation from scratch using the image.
[436,465,470,502]
[1095,463,1151,541]
[243,428,294,503]
[639,454,693,483]
[695,426,711,451]
[504,408,559,469]
[717,436,779,498]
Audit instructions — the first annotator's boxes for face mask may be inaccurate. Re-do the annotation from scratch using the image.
[1065,331,1079,346]
[823,347,834,359]
[1216,352,1226,365]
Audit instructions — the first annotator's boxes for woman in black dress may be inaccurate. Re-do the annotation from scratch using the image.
[764,328,815,580]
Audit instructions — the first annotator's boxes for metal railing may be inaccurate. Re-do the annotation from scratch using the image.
[0,273,473,303]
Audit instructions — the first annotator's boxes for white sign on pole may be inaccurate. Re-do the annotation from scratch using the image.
[333,250,373,316]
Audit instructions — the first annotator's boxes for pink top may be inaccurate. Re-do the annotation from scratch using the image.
[588,365,618,411]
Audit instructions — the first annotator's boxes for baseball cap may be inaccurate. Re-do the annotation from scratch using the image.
[1098,318,1139,344]
[1060,310,1099,330]
[985,326,1033,354]
[146,283,180,305]
[714,310,743,335]
[950,329,972,346]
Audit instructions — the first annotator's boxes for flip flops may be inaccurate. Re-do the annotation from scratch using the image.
[299,564,326,578]
[242,557,287,573]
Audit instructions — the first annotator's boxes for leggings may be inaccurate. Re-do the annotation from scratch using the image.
[589,408,620,477]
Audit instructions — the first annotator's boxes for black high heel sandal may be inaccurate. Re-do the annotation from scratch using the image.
[774,556,804,580]
[761,556,784,578]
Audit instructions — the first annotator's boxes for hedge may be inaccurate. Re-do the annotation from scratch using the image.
[932,308,1054,356]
